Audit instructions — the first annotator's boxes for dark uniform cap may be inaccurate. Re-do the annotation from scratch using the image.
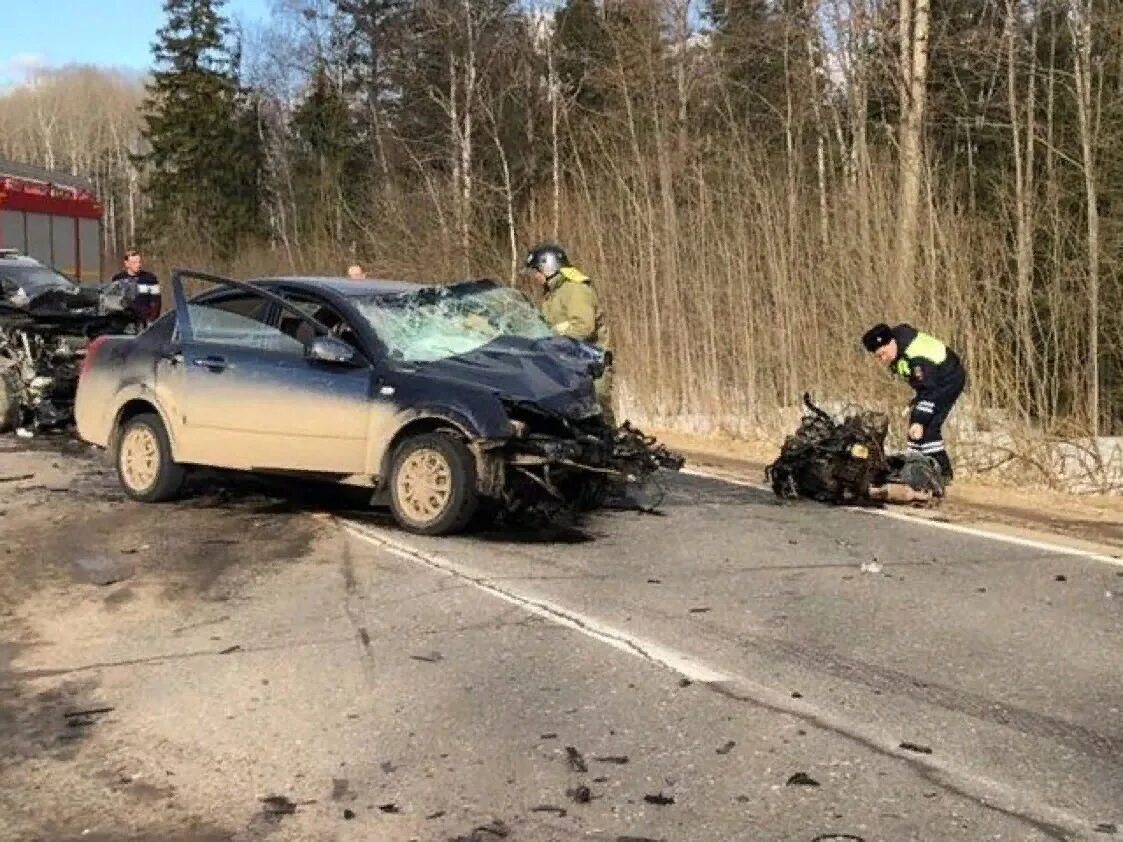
[862,323,894,353]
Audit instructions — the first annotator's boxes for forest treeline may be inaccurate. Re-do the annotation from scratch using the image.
[1,0,1120,447]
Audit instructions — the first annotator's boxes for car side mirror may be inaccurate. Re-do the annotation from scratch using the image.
[307,335,357,365]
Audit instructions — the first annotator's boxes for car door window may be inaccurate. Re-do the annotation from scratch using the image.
[278,293,365,357]
[187,292,304,356]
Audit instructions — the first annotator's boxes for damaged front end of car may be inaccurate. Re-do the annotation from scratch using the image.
[0,284,141,436]
[485,399,686,524]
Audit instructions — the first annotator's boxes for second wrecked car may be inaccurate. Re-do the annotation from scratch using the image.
[1,250,143,434]
[75,270,683,534]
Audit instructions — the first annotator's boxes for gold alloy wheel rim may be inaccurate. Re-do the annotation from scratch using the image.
[395,447,453,524]
[120,426,160,492]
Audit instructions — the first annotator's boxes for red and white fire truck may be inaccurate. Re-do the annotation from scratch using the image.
[0,159,103,283]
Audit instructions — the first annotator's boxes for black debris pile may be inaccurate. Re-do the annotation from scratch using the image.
[766,393,944,505]
[643,792,675,806]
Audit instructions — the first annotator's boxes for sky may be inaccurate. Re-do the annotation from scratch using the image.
[0,0,273,87]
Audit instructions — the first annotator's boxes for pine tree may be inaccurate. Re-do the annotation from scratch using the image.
[554,0,613,114]
[136,0,266,256]
[290,64,363,239]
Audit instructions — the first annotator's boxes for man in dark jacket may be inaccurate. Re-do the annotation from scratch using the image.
[862,323,966,482]
[110,250,162,325]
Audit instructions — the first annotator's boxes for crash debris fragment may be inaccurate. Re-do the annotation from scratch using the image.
[785,772,820,787]
[643,792,675,806]
[566,785,592,804]
[565,745,588,772]
[260,795,298,817]
[898,741,933,755]
[766,393,945,506]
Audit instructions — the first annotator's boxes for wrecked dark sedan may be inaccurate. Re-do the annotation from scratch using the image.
[75,270,683,534]
[0,250,142,434]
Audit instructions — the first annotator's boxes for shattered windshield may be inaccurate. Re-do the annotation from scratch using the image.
[354,280,554,362]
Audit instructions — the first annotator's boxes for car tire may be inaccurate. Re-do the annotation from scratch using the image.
[115,412,186,502]
[389,432,478,536]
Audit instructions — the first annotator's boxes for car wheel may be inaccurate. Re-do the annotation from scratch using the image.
[115,412,186,502]
[389,432,478,536]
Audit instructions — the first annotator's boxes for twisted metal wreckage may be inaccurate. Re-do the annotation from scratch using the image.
[766,393,946,506]
[0,270,143,436]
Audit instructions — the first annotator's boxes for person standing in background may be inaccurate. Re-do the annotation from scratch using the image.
[110,250,162,325]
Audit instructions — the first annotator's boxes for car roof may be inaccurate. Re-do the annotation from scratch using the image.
[253,276,429,297]
[0,250,46,267]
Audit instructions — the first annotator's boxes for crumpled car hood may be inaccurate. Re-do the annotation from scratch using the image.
[402,335,600,419]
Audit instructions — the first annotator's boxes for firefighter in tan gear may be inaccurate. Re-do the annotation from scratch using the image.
[524,243,614,424]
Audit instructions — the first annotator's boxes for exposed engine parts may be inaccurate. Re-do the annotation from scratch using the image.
[766,392,944,506]
[0,296,142,436]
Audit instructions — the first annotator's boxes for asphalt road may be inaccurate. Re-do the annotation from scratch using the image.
[1,442,1120,842]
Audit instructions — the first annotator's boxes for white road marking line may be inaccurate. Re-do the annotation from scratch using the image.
[682,466,1123,569]
[341,520,731,683]
[341,517,1093,837]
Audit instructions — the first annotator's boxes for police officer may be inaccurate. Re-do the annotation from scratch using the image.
[110,250,162,326]
[524,243,614,423]
[862,322,966,482]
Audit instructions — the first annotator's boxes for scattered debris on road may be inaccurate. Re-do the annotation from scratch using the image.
[1055,574,1068,582]
[218,645,241,655]
[643,792,675,806]
[899,741,933,755]
[63,706,114,729]
[539,732,558,740]
[450,819,510,840]
[532,805,567,817]
[678,678,692,688]
[380,760,397,774]
[593,754,629,764]
[343,808,356,820]
[688,606,711,614]
[378,802,400,813]
[859,560,883,574]
[410,651,444,663]
[791,691,803,699]
[426,810,446,820]
[565,745,588,772]
[260,795,298,818]
[566,785,592,804]
[1093,822,1117,834]
[785,772,820,787]
[716,740,736,755]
